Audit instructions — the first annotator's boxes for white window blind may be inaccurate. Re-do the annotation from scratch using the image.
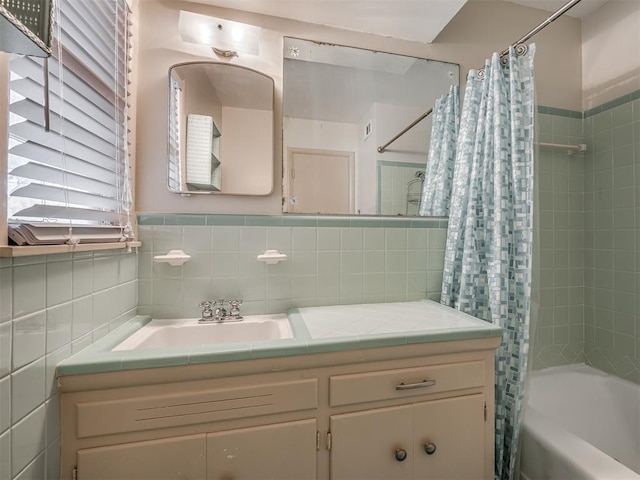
[167,72,181,192]
[7,0,133,246]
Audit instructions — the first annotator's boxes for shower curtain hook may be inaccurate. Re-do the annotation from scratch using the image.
[514,43,529,56]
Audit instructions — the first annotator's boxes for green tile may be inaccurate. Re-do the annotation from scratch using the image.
[341,228,363,250]
[612,102,633,125]
[137,214,165,225]
[546,107,582,119]
[584,105,602,118]
[551,115,569,136]
[206,214,246,226]
[537,113,553,134]
[341,251,364,274]
[594,129,612,153]
[359,332,409,348]
[386,229,407,250]
[292,227,317,251]
[348,217,382,227]
[250,340,309,359]
[188,345,253,364]
[381,218,412,228]
[245,215,283,227]
[601,94,632,113]
[316,216,351,227]
[612,123,634,147]
[164,214,206,225]
[121,350,190,369]
[282,216,317,227]
[410,218,441,228]
[317,228,341,251]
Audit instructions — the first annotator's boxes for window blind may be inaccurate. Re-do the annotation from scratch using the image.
[7,0,133,246]
[167,72,181,192]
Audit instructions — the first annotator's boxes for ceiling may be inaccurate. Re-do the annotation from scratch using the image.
[189,0,468,44]
[191,0,610,45]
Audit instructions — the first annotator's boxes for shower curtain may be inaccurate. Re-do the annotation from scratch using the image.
[418,84,459,216]
[440,45,535,480]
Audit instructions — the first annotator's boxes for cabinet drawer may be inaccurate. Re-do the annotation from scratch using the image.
[330,361,484,407]
[77,378,318,439]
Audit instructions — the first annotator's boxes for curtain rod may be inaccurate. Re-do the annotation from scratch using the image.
[378,0,582,154]
[500,0,582,58]
[478,0,583,75]
[377,108,433,153]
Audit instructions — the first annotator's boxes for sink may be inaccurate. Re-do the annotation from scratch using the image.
[112,314,293,351]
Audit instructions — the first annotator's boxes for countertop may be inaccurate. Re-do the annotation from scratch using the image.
[56,299,502,376]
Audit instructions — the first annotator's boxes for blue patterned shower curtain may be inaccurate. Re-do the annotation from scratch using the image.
[440,45,535,480]
[419,85,460,216]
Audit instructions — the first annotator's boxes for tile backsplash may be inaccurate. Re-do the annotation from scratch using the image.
[137,215,448,319]
[0,250,137,480]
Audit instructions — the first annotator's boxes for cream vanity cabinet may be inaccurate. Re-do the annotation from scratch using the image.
[59,338,498,480]
[330,395,485,479]
[328,360,487,480]
[76,420,318,480]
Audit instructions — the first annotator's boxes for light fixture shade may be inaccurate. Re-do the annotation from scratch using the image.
[0,0,52,57]
[179,11,260,56]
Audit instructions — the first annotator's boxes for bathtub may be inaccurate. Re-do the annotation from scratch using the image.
[520,364,640,480]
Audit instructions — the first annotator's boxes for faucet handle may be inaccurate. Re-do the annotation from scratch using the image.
[199,300,214,319]
[228,299,243,318]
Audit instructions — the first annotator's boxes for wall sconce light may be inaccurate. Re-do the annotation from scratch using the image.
[179,11,260,57]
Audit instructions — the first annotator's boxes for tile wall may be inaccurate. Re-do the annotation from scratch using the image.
[137,215,448,319]
[531,92,640,383]
[0,250,138,480]
[583,93,640,382]
[531,108,586,369]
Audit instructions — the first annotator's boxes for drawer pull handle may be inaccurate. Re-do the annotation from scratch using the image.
[395,379,436,391]
[424,442,437,455]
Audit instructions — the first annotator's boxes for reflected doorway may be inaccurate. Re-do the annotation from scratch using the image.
[285,147,355,214]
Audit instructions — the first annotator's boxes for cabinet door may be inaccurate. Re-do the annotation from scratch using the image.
[77,434,206,480]
[413,394,485,479]
[207,419,317,480]
[330,404,413,480]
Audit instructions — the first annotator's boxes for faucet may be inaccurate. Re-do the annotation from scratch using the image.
[213,299,227,321]
[198,299,243,323]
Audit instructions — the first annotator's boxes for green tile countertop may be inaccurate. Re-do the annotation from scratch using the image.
[56,299,502,376]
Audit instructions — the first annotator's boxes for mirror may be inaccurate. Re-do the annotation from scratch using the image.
[168,62,274,195]
[282,38,459,216]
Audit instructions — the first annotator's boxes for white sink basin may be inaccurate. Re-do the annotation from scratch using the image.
[112,314,293,351]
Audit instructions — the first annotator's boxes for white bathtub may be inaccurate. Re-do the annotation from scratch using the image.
[520,364,640,480]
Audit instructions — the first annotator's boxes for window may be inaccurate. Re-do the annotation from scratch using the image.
[7,0,133,246]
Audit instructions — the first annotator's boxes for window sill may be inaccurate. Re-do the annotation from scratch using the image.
[0,241,142,257]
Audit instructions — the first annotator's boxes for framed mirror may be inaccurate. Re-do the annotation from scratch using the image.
[282,38,459,216]
[168,62,274,195]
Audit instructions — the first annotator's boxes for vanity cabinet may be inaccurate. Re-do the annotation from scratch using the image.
[207,419,317,480]
[330,395,485,480]
[77,434,207,479]
[59,339,498,480]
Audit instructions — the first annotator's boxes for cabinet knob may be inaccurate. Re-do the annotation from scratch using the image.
[424,442,437,455]
[395,448,408,462]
